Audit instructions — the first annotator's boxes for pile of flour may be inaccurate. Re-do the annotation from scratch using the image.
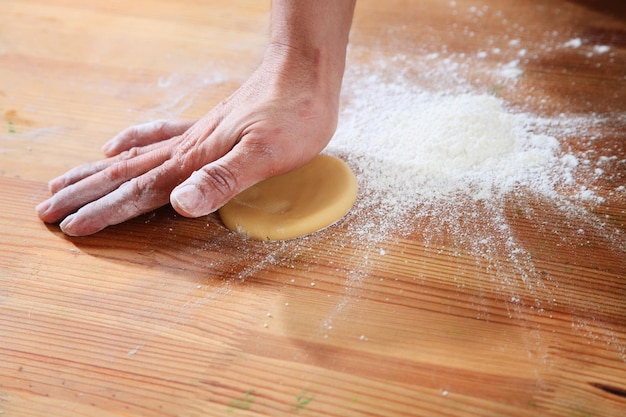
[332,86,561,203]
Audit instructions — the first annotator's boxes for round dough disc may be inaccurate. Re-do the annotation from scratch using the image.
[218,155,357,240]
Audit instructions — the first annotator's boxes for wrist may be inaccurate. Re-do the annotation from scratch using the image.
[266,1,355,102]
[269,1,355,53]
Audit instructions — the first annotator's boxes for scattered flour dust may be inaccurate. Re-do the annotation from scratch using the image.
[302,57,626,357]
[157,50,626,363]
[321,55,625,315]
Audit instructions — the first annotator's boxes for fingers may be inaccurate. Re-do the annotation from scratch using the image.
[58,163,178,236]
[102,119,196,157]
[49,119,195,194]
[48,158,118,194]
[37,146,173,224]
[37,118,228,235]
[49,137,177,194]
[170,141,288,218]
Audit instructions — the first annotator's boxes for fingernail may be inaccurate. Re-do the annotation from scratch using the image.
[172,185,206,217]
[60,215,86,237]
[48,177,66,194]
[36,200,50,218]
[101,141,114,155]
[59,215,74,235]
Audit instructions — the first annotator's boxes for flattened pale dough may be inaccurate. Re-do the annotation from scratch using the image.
[218,155,357,240]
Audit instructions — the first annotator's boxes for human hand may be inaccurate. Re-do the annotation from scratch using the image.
[36,45,341,236]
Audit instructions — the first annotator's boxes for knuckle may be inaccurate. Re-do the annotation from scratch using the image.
[118,146,141,160]
[244,137,299,176]
[102,160,130,184]
[126,176,144,197]
[242,134,281,161]
[118,176,153,213]
[249,140,276,159]
[126,177,147,211]
[172,137,203,173]
[200,162,239,197]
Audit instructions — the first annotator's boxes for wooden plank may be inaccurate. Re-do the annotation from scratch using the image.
[1,0,625,416]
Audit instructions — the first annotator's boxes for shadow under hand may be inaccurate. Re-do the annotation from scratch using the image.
[55,205,287,284]
[568,0,626,22]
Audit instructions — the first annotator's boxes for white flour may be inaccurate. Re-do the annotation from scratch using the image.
[165,22,626,359]
[325,53,624,250]
[314,53,626,349]
[170,43,624,313]
[332,86,561,203]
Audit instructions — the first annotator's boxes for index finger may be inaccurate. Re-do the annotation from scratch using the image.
[59,160,181,236]
[37,145,173,224]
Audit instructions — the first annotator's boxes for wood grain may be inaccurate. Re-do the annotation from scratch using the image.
[1,1,625,416]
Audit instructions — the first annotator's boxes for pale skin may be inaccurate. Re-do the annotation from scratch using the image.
[36,0,356,236]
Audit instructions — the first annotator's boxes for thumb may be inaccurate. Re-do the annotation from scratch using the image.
[170,149,278,218]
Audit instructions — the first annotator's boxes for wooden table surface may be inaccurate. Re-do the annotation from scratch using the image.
[1,1,625,416]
